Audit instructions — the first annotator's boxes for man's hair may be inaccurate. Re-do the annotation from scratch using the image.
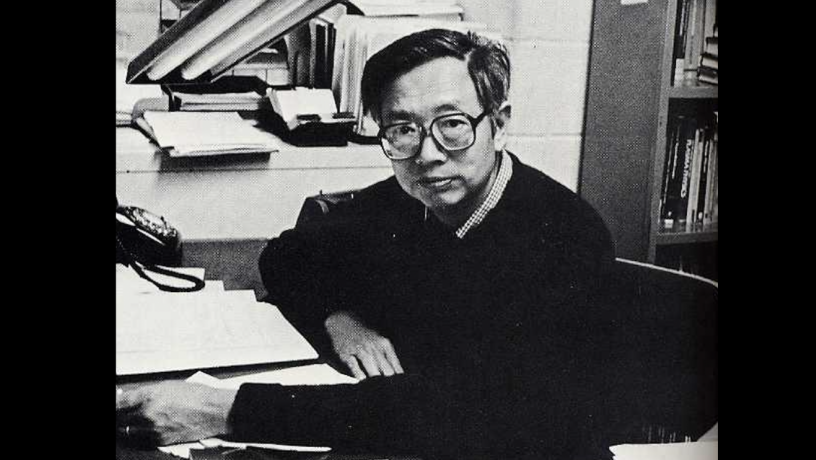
[361,28,510,122]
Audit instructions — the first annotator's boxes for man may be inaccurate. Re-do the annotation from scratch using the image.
[117,29,622,459]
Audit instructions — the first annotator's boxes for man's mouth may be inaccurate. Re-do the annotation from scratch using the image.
[418,177,455,190]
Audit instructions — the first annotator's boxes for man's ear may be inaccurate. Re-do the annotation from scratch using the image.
[492,101,512,152]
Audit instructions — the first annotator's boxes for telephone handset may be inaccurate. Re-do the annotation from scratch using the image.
[116,197,204,293]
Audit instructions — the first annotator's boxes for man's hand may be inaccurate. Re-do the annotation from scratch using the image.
[116,381,238,446]
[325,311,404,380]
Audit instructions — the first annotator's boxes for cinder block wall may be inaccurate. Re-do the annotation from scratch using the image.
[458,0,594,191]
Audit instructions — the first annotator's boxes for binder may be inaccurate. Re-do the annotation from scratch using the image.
[126,0,344,86]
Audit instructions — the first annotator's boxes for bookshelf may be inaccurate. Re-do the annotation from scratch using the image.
[580,0,718,281]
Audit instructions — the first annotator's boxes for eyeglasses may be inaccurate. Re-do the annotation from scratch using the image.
[378,110,490,160]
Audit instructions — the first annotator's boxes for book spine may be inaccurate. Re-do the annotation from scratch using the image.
[685,127,703,226]
[659,117,682,225]
[662,116,695,229]
[696,124,711,224]
[676,117,697,226]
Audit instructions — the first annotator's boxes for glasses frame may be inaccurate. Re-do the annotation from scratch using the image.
[377,110,491,161]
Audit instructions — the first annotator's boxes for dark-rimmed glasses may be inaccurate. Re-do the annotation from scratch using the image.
[378,110,490,160]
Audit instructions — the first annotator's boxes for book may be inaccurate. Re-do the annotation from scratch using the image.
[675,117,697,228]
[704,36,718,57]
[699,52,718,70]
[697,65,718,85]
[685,127,704,227]
[127,0,341,84]
[661,116,697,229]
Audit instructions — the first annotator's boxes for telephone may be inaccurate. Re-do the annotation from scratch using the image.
[116,196,204,292]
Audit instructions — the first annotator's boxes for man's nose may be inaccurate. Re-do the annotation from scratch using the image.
[415,132,447,164]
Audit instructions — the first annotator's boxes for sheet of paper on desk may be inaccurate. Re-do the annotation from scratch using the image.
[160,437,331,459]
[609,440,718,460]
[187,363,358,388]
[116,289,318,375]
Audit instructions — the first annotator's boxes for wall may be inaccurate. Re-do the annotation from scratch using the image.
[458,0,594,191]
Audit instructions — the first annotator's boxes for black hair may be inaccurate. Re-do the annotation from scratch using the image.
[360,28,510,121]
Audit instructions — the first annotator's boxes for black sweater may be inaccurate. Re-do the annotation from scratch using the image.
[234,153,619,459]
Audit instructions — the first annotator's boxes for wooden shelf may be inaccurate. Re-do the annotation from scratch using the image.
[656,227,718,246]
[668,86,718,99]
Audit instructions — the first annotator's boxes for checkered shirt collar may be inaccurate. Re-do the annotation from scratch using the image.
[452,149,513,239]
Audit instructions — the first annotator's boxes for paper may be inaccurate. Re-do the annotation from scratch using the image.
[187,364,358,389]
[610,440,717,460]
[140,111,280,157]
[116,289,318,375]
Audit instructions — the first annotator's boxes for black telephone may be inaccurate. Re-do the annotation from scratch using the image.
[116,197,204,292]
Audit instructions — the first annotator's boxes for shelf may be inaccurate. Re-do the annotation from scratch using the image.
[655,227,718,246]
[116,127,389,173]
[668,86,718,99]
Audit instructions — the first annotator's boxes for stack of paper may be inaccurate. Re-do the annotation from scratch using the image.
[116,62,163,126]
[172,91,267,111]
[609,440,718,460]
[267,87,354,130]
[116,265,318,375]
[136,111,280,157]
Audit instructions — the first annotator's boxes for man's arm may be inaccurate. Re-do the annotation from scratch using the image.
[259,221,403,378]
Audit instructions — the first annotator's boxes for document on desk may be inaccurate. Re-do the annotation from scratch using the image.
[139,111,280,157]
[609,440,718,460]
[116,288,318,375]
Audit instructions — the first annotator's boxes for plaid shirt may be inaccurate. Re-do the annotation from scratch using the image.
[454,149,513,239]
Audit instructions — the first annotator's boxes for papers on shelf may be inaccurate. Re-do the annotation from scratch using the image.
[267,87,354,130]
[116,279,318,375]
[349,0,464,17]
[172,91,267,111]
[159,365,357,458]
[116,61,163,126]
[609,440,718,460]
[137,111,280,157]
[330,15,497,137]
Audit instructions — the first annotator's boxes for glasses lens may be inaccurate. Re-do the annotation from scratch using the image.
[432,114,474,150]
[381,122,421,159]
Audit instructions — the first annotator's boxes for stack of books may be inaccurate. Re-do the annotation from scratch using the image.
[658,111,719,231]
[697,34,718,86]
[672,0,717,86]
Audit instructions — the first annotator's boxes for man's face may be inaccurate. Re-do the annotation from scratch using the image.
[379,57,506,221]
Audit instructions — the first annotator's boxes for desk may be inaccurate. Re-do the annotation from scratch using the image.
[116,127,393,241]
[117,240,422,460]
